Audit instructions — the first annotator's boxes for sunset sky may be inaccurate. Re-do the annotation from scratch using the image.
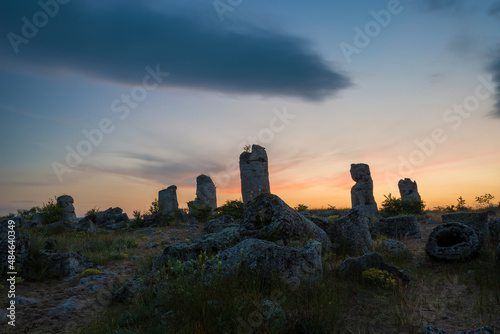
[1,0,499,217]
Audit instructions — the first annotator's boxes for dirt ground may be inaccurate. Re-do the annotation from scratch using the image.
[0,225,203,334]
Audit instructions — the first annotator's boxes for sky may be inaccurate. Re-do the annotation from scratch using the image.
[1,0,499,217]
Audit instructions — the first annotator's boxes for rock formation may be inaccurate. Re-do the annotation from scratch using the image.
[239,145,270,204]
[425,222,480,261]
[313,208,373,256]
[441,212,489,247]
[159,185,179,215]
[57,195,78,223]
[240,193,331,250]
[398,178,421,201]
[376,215,422,240]
[350,163,378,219]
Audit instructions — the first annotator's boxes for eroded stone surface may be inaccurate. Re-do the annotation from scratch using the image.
[350,163,378,219]
[425,223,479,261]
[398,178,421,201]
[239,145,270,204]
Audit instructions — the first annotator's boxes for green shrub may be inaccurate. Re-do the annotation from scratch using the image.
[361,268,397,289]
[149,198,163,215]
[37,196,63,223]
[130,210,145,228]
[294,204,309,212]
[211,199,244,220]
[380,194,425,217]
[79,268,102,278]
[188,203,213,223]
[85,206,100,222]
[17,207,38,220]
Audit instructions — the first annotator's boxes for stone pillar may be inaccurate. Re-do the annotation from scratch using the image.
[350,163,378,219]
[196,175,217,209]
[57,195,78,223]
[159,185,179,215]
[239,144,271,204]
[398,178,421,201]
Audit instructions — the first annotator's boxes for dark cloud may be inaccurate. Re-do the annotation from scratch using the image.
[0,1,350,101]
[488,55,500,117]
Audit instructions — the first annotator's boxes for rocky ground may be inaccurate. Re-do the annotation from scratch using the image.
[1,225,203,334]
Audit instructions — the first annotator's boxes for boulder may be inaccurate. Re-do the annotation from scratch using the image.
[48,296,81,315]
[425,223,480,261]
[376,215,422,240]
[239,145,271,204]
[441,212,489,246]
[398,178,421,201]
[0,218,31,271]
[95,207,129,228]
[204,215,238,234]
[203,239,323,286]
[160,227,241,262]
[112,279,146,303]
[195,174,217,210]
[314,208,372,256]
[37,250,92,278]
[159,185,179,215]
[489,217,500,245]
[143,214,163,227]
[337,252,410,283]
[240,193,331,250]
[496,243,500,265]
[382,239,409,254]
[350,163,378,220]
[76,220,99,232]
[57,195,78,223]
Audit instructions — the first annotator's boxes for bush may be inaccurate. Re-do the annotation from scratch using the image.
[149,198,163,215]
[294,204,309,212]
[211,199,244,220]
[131,210,146,228]
[37,196,63,224]
[475,193,495,209]
[380,194,425,217]
[17,207,38,220]
[85,206,99,222]
[361,268,397,289]
[188,203,213,223]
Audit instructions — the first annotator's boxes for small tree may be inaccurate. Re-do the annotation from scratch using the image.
[36,196,63,224]
[456,196,470,211]
[84,206,100,222]
[475,193,495,209]
[381,194,425,217]
[294,204,309,212]
[149,198,163,215]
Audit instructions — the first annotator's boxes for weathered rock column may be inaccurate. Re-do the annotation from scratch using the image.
[398,178,421,201]
[239,145,270,204]
[350,163,378,219]
[159,185,179,215]
[57,195,78,223]
[195,174,217,209]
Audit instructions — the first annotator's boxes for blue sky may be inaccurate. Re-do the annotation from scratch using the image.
[1,0,499,216]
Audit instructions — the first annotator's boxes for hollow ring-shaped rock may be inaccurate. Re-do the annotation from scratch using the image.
[425,222,479,261]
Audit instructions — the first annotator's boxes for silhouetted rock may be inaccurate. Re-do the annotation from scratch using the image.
[441,212,489,246]
[159,185,179,215]
[203,238,323,286]
[160,227,240,262]
[314,208,372,256]
[204,215,238,233]
[240,193,331,250]
[489,217,500,245]
[239,145,270,204]
[37,250,92,278]
[398,178,421,201]
[0,219,30,271]
[195,174,217,209]
[425,223,479,261]
[376,215,422,240]
[57,195,78,223]
[95,207,129,228]
[496,243,500,265]
[350,163,378,219]
[382,239,409,254]
[337,252,410,283]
